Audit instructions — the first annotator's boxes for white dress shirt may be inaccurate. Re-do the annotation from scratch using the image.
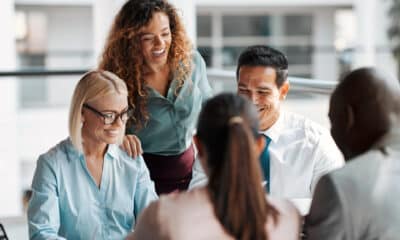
[189,111,344,198]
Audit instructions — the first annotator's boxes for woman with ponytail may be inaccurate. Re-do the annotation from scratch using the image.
[128,93,300,240]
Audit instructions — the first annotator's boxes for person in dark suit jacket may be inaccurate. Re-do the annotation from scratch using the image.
[305,67,400,239]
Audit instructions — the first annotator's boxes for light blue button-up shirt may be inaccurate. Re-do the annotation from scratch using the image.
[127,51,213,155]
[28,138,158,240]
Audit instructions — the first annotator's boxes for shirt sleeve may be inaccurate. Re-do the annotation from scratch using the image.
[193,50,213,102]
[311,131,344,192]
[27,155,65,240]
[133,156,158,219]
[188,157,208,190]
[304,174,346,240]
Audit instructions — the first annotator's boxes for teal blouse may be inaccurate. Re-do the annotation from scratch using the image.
[126,51,213,155]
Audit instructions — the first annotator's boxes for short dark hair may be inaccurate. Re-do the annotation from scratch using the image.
[236,45,288,88]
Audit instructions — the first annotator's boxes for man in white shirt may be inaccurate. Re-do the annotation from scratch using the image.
[190,45,343,198]
[305,67,400,239]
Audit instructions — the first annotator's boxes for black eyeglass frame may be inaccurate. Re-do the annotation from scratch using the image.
[83,103,133,125]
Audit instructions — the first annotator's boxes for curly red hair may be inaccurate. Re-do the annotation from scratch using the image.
[99,0,192,128]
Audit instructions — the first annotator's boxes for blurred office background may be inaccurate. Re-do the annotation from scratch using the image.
[0,0,397,238]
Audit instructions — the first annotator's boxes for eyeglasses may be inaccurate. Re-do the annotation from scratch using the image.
[83,104,133,125]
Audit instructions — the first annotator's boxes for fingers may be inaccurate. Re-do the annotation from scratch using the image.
[130,135,142,158]
[133,135,143,156]
[122,136,132,157]
[121,135,143,158]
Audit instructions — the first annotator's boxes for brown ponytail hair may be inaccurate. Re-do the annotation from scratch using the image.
[196,93,278,240]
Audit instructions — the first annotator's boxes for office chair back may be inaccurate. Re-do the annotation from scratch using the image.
[0,223,8,240]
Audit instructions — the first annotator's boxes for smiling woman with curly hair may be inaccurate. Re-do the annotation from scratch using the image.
[99,0,213,194]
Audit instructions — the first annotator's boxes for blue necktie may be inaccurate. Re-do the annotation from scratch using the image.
[260,135,271,193]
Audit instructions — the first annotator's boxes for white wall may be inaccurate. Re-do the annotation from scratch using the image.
[196,0,352,7]
[15,0,91,5]
[45,6,93,106]
[312,8,337,81]
[18,109,69,189]
[373,0,397,77]
[170,0,197,45]
[353,0,376,67]
[16,5,94,107]
[93,0,124,62]
[0,0,21,217]
[14,5,94,196]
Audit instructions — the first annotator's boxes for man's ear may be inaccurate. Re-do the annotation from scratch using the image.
[255,135,266,158]
[279,81,290,100]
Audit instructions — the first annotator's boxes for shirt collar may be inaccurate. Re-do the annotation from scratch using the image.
[146,86,164,98]
[65,137,80,160]
[105,144,119,160]
[373,128,400,152]
[259,111,285,143]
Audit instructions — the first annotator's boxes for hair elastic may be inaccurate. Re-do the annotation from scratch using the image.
[228,116,243,125]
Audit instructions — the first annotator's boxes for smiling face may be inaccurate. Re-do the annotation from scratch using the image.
[139,11,172,71]
[81,93,128,148]
[238,66,289,131]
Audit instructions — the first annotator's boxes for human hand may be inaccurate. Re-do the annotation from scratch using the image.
[121,134,143,158]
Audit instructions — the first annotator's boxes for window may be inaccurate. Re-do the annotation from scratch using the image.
[283,46,312,65]
[197,15,212,37]
[222,46,246,67]
[223,15,270,36]
[18,54,47,108]
[284,15,313,36]
[197,10,314,76]
[15,11,28,41]
[16,10,48,108]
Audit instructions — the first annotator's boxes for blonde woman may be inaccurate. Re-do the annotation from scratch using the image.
[28,70,157,240]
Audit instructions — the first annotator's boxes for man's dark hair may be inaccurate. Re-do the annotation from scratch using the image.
[236,45,289,88]
[330,67,400,160]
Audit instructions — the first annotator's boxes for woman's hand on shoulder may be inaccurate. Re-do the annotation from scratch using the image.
[121,134,143,159]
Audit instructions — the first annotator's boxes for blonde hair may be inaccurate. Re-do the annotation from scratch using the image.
[69,70,128,152]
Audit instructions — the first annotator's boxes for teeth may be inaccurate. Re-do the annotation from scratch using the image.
[107,130,119,135]
[152,49,165,56]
